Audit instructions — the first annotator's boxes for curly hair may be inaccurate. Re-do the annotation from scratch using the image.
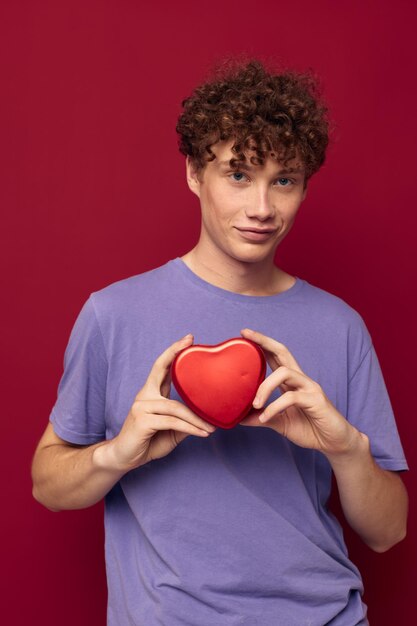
[176,57,332,185]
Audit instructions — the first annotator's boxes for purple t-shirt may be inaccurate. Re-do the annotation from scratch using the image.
[50,257,408,626]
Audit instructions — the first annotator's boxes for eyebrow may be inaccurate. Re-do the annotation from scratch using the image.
[216,160,304,175]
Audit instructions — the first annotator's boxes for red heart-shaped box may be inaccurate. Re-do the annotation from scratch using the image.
[171,337,266,429]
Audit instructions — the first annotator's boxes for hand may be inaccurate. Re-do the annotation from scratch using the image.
[239,328,359,456]
[109,334,217,471]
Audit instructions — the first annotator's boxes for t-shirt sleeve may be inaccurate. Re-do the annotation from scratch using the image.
[49,295,108,445]
[346,338,408,472]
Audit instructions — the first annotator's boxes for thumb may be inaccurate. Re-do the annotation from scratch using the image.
[138,334,194,400]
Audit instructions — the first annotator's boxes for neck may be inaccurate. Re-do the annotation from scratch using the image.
[180,244,295,296]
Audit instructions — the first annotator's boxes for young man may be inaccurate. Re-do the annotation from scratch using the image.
[32,59,408,625]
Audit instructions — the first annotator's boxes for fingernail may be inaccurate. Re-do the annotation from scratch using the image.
[258,413,266,422]
[181,333,192,341]
[253,396,261,407]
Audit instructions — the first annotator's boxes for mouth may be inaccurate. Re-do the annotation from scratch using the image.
[235,227,277,242]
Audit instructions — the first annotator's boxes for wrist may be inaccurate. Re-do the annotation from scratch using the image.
[323,427,370,468]
[92,439,131,477]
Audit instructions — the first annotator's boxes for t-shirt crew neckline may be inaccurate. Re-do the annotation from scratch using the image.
[170,256,304,304]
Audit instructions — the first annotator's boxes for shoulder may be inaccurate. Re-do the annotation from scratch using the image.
[298,278,372,351]
[88,259,174,314]
[299,278,363,321]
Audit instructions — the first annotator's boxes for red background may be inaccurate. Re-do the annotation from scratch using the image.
[1,1,416,624]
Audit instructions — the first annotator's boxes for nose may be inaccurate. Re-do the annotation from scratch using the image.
[244,185,275,220]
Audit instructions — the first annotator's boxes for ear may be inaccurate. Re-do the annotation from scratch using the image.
[186,156,202,198]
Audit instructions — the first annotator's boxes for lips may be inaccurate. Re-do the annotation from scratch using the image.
[237,228,276,233]
[235,227,277,242]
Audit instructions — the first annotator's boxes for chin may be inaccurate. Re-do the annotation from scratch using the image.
[226,246,275,264]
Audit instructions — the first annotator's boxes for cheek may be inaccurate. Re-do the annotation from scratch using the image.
[205,188,235,222]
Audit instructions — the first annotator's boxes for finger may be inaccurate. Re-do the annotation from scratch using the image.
[174,430,199,445]
[240,328,303,373]
[139,334,194,398]
[239,407,265,427]
[252,366,317,408]
[258,390,317,423]
[140,398,216,432]
[160,366,172,399]
[143,412,213,437]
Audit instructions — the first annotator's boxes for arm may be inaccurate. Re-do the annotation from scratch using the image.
[239,328,408,552]
[324,429,408,552]
[32,334,216,512]
[31,423,127,511]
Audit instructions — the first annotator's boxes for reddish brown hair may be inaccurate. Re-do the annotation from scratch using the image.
[176,57,332,185]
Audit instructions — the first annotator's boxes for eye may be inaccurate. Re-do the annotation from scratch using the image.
[230,171,248,183]
[276,177,292,186]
